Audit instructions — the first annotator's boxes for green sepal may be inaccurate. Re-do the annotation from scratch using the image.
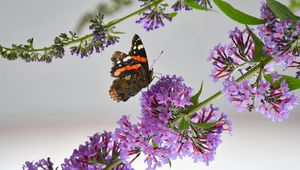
[213,0,264,25]
[264,74,300,91]
[192,121,217,129]
[179,117,189,131]
[168,12,178,18]
[168,159,172,168]
[160,3,169,7]
[112,31,126,34]
[267,0,300,22]
[151,140,158,148]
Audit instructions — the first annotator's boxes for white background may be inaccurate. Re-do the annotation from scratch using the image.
[0,0,299,169]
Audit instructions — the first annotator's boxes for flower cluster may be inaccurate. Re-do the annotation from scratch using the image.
[172,0,192,11]
[137,0,212,31]
[136,1,172,31]
[208,27,255,82]
[222,73,297,122]
[23,158,54,170]
[114,75,232,169]
[62,131,131,170]
[258,3,300,67]
[71,14,119,57]
[23,75,232,170]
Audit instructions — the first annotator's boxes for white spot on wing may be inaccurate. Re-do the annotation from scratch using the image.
[123,56,131,62]
[138,45,144,50]
[117,61,121,64]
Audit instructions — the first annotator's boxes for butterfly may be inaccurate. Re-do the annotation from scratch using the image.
[109,34,153,102]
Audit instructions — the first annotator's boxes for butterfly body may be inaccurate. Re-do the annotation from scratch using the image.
[109,34,153,102]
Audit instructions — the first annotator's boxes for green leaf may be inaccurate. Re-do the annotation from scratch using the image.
[193,121,217,129]
[185,0,208,11]
[289,0,300,11]
[151,140,158,148]
[213,0,264,25]
[179,117,189,131]
[264,74,300,91]
[168,12,177,18]
[246,26,271,62]
[190,81,203,105]
[267,0,300,21]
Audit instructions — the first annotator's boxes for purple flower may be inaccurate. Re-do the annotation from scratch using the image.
[172,0,192,11]
[257,3,300,68]
[114,75,232,169]
[208,27,255,82]
[258,80,297,122]
[71,14,119,57]
[23,76,232,170]
[23,158,54,170]
[62,131,132,170]
[223,73,297,122]
[137,1,172,31]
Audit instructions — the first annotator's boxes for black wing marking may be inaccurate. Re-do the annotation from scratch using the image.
[110,51,140,78]
[128,34,150,75]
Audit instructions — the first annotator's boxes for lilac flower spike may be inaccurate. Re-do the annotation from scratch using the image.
[62,131,132,170]
[23,75,232,170]
[23,158,54,170]
[115,75,232,169]
[258,3,300,67]
[136,8,172,31]
[208,27,255,82]
[223,72,297,122]
[172,0,192,11]
[70,14,119,58]
[137,1,172,31]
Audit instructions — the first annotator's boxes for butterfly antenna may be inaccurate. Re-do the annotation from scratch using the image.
[150,50,163,70]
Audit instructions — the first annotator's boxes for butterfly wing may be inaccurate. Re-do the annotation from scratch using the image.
[109,34,153,102]
[110,51,141,78]
[128,34,151,80]
[109,72,148,102]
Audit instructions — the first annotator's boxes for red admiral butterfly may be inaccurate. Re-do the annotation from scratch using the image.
[109,34,153,102]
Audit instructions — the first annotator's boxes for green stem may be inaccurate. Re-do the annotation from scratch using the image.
[1,0,164,53]
[187,57,273,117]
[102,160,122,170]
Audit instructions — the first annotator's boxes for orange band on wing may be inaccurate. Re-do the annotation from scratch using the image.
[114,64,141,76]
[132,55,147,63]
